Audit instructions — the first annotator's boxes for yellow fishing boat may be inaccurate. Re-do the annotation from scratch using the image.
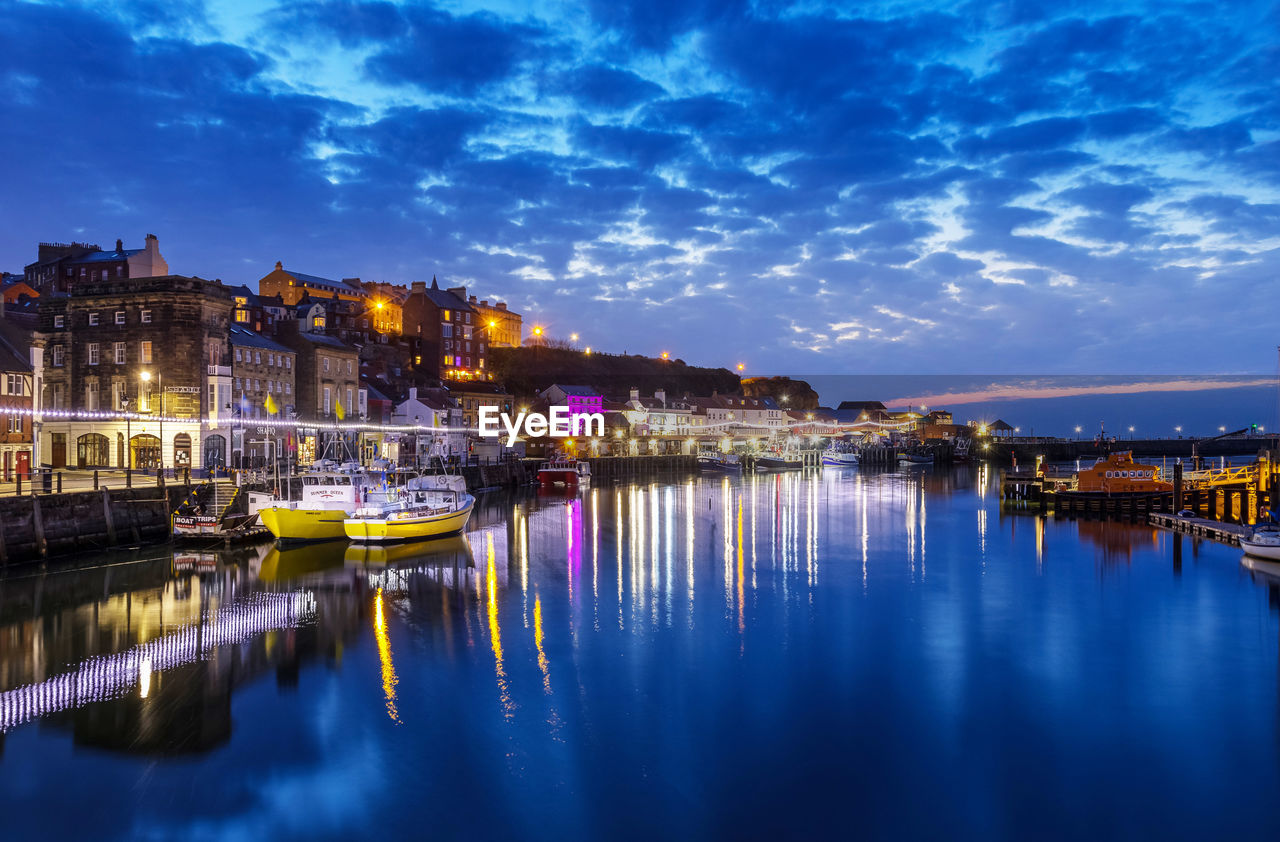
[254,461,397,542]
[344,474,475,543]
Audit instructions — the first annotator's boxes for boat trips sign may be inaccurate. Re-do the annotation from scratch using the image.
[478,406,604,446]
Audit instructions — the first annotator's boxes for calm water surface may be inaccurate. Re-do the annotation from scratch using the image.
[2,466,1279,840]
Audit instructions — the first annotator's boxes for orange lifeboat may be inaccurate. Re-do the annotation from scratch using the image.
[1074,452,1172,495]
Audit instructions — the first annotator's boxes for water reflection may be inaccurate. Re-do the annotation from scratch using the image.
[1,468,1279,839]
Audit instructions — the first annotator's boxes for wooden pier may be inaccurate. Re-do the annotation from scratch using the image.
[1148,513,1248,546]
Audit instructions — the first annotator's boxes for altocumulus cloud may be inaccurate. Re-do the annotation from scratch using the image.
[1,0,1279,374]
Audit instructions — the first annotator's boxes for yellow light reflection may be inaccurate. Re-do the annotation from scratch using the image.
[534,595,552,694]
[373,587,401,724]
[487,536,514,718]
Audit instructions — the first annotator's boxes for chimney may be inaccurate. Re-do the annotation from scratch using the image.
[409,387,418,400]
[411,280,426,293]
[275,261,283,270]
[115,238,123,252]
[145,233,158,252]
[629,387,639,402]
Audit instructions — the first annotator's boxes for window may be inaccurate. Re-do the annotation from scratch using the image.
[54,315,65,329]
[444,354,453,366]
[414,355,422,365]
[235,310,250,323]
[323,357,330,373]
[346,359,352,374]
[141,309,151,324]
[112,381,126,410]
[442,323,453,338]
[285,383,291,395]
[268,353,274,367]
[87,343,100,365]
[114,342,126,365]
[88,312,99,326]
[254,352,261,365]
[443,309,451,321]
[52,345,64,366]
[235,378,242,390]
[236,348,242,362]
[114,311,125,325]
[346,388,353,413]
[140,341,152,365]
[465,312,471,324]
[85,380,99,411]
[323,386,331,414]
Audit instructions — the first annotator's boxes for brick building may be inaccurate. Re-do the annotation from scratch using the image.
[36,275,234,470]
[402,279,492,381]
[257,262,365,306]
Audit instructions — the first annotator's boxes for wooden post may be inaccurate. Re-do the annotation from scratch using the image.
[31,496,48,558]
[1173,463,1183,511]
[56,473,62,494]
[94,470,100,490]
[101,487,117,546]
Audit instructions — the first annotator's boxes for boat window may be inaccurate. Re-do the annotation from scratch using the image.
[1105,471,1112,478]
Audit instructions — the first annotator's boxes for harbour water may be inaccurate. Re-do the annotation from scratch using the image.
[2,466,1279,840]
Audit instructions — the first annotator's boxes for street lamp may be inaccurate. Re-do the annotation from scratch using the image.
[141,370,163,471]
[660,351,670,360]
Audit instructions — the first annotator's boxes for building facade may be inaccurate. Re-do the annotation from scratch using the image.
[24,235,168,294]
[36,275,234,471]
[401,279,491,380]
[0,322,34,479]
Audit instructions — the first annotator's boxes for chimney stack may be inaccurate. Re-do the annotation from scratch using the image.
[115,238,123,252]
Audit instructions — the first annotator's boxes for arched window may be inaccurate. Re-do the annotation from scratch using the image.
[174,433,192,467]
[76,433,111,468]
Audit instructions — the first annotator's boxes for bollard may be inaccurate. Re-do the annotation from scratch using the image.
[15,474,20,496]
[184,467,190,485]
[126,468,132,489]
[57,473,62,494]
[94,470,100,490]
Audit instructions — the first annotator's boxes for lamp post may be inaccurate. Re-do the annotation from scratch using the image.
[141,370,163,471]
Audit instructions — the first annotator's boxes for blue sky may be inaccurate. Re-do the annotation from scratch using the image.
[2,0,1278,375]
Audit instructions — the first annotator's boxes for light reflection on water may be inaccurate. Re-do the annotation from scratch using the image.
[0,467,1278,840]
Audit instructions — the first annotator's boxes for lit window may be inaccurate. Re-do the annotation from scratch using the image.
[235,310,250,323]
[140,341,152,364]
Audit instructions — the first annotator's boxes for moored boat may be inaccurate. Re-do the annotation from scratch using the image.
[1073,452,1172,494]
[258,461,393,542]
[897,451,932,465]
[344,474,475,544]
[754,453,802,472]
[539,459,591,487]
[821,444,859,467]
[1240,524,1280,561]
[698,451,743,472]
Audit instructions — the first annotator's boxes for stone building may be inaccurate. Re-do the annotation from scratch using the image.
[277,322,360,464]
[36,275,234,471]
[453,287,522,348]
[229,325,297,467]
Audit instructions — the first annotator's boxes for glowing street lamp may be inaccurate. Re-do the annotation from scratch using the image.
[660,351,670,360]
[570,333,579,343]
[736,363,745,373]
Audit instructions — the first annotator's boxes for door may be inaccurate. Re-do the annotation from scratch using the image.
[16,451,30,477]
[50,433,66,468]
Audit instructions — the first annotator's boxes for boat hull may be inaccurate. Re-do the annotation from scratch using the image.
[344,499,475,543]
[698,458,742,472]
[755,457,802,472]
[821,454,859,467]
[1241,538,1280,561]
[260,506,349,542]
